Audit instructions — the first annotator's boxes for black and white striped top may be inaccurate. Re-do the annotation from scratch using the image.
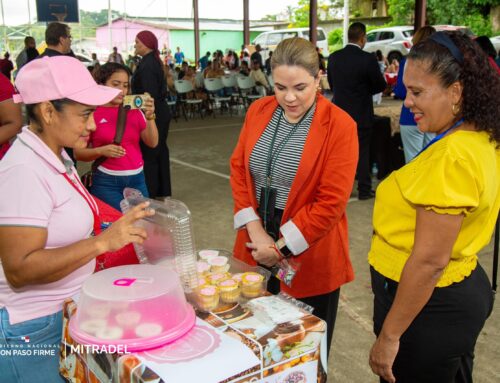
[249,104,316,209]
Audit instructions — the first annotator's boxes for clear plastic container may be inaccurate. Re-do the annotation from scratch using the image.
[69,264,196,352]
[120,188,198,291]
[192,249,271,312]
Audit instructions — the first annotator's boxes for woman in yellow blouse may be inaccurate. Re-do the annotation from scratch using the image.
[368,32,499,383]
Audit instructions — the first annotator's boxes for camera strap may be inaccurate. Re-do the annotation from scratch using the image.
[91,104,129,171]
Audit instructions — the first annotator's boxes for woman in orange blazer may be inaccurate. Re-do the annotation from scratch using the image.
[230,37,359,354]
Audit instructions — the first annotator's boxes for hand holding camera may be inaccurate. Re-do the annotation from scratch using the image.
[123,93,155,120]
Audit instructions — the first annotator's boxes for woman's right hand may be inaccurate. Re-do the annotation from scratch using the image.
[96,202,155,253]
[246,220,275,246]
[98,144,126,158]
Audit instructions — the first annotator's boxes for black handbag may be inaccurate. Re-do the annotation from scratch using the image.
[81,105,128,190]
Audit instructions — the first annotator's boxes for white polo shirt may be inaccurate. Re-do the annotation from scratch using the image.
[0,127,96,324]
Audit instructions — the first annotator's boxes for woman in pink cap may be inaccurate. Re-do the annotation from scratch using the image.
[132,30,172,199]
[0,56,154,382]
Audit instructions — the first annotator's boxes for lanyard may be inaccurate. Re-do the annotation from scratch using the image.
[262,105,313,228]
[417,118,464,156]
[265,103,316,186]
[62,172,101,236]
[265,110,301,187]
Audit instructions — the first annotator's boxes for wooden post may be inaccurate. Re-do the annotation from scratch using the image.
[309,0,318,46]
[414,0,426,30]
[193,0,200,66]
[243,0,249,46]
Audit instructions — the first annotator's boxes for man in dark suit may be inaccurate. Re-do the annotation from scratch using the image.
[327,22,386,200]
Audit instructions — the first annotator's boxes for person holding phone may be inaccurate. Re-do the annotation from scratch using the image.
[75,62,158,210]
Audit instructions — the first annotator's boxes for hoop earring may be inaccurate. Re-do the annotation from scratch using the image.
[452,103,461,116]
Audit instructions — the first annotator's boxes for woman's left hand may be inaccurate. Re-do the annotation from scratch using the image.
[246,242,280,267]
[142,93,155,120]
[369,334,399,383]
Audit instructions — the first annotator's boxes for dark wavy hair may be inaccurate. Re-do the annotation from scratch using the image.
[408,31,500,145]
[93,62,131,85]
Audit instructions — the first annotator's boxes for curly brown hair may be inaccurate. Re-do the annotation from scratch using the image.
[408,31,500,145]
[93,62,131,85]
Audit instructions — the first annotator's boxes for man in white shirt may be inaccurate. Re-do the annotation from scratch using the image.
[108,47,124,64]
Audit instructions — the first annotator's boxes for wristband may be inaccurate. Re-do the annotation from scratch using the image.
[269,244,283,260]
[146,113,156,121]
[276,237,292,257]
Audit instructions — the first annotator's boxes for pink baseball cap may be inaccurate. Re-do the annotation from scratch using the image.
[13,56,120,105]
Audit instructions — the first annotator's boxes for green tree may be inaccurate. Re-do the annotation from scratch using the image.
[291,0,333,27]
[386,0,499,35]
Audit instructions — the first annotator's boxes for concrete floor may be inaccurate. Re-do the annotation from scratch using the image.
[84,102,500,382]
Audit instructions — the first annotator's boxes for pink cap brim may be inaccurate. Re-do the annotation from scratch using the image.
[66,84,121,106]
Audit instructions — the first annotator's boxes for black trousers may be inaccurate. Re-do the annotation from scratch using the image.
[371,265,493,383]
[141,103,172,198]
[267,276,340,357]
[357,127,373,196]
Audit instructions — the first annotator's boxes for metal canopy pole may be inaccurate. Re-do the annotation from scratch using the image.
[108,0,112,53]
[193,0,200,65]
[0,0,7,52]
[309,0,317,46]
[27,0,32,36]
[343,0,349,46]
[414,0,426,30]
[124,0,128,54]
[166,0,171,49]
[243,0,249,46]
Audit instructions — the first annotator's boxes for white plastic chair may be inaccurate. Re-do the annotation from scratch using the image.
[236,75,264,109]
[194,71,205,89]
[174,80,204,120]
[204,78,234,117]
[221,75,242,109]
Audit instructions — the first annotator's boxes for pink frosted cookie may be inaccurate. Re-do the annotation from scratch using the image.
[208,256,229,273]
[218,278,241,303]
[241,272,264,298]
[135,323,163,338]
[198,249,219,261]
[207,272,229,285]
[197,285,219,311]
[197,261,211,276]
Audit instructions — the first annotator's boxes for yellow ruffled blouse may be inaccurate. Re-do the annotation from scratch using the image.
[368,130,500,287]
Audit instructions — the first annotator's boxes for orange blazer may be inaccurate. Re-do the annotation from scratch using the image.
[230,94,359,298]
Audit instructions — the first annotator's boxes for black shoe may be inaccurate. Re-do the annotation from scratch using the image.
[358,191,375,200]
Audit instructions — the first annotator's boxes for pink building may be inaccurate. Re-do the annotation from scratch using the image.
[96,18,183,55]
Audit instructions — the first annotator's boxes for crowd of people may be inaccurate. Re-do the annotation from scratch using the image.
[0,19,499,383]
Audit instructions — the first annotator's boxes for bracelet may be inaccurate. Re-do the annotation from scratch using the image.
[269,244,283,260]
[146,113,156,121]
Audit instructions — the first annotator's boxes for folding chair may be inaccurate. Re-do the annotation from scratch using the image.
[236,75,264,109]
[174,80,204,121]
[221,74,241,109]
[204,78,233,117]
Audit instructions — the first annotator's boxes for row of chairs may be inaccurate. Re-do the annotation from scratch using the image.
[171,73,273,121]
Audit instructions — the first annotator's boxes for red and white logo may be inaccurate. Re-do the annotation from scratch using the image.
[21,336,30,343]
